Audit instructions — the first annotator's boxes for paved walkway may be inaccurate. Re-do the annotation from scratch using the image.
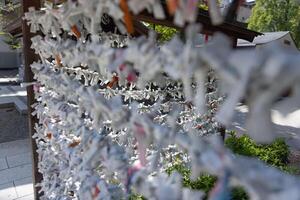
[231,105,300,150]
[0,107,28,143]
[0,139,33,200]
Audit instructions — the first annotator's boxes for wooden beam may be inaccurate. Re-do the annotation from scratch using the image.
[134,11,260,41]
[133,3,261,42]
[45,0,67,4]
[232,37,238,48]
[22,0,42,199]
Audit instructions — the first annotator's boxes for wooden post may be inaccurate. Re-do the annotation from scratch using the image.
[22,0,42,199]
[232,37,238,48]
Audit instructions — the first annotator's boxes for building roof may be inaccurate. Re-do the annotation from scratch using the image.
[244,1,255,6]
[237,31,290,47]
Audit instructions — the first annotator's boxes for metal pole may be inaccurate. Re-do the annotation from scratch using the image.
[22,0,42,199]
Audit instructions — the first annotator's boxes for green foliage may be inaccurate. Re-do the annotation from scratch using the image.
[225,132,289,167]
[282,165,300,175]
[0,31,21,49]
[199,0,223,10]
[166,162,215,199]
[166,163,217,193]
[146,1,220,43]
[199,3,208,10]
[230,187,249,200]
[128,194,146,200]
[0,3,14,13]
[248,0,300,47]
[147,24,178,43]
[131,132,297,200]
[166,162,247,200]
[0,1,21,30]
[164,132,296,200]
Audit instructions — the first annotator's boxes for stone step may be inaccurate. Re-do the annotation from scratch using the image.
[0,86,27,115]
[0,77,19,85]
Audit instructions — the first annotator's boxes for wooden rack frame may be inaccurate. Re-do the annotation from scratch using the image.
[19,1,261,199]
[22,1,42,199]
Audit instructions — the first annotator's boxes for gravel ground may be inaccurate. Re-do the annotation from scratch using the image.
[0,107,28,143]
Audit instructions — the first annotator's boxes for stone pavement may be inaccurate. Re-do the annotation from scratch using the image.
[0,107,28,143]
[231,105,300,150]
[0,139,33,200]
